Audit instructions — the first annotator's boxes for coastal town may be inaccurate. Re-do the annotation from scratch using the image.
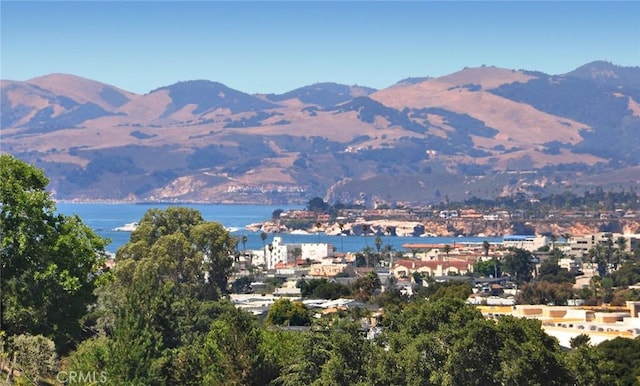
[223,202,640,348]
[4,155,640,383]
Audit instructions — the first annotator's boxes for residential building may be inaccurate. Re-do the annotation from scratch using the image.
[265,236,334,270]
[392,258,473,278]
[502,235,548,252]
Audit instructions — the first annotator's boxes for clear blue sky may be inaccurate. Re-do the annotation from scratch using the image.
[2,1,639,95]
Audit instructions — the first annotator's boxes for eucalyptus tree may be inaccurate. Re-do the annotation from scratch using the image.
[99,207,238,383]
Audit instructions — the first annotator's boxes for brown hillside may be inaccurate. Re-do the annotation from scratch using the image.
[28,73,139,109]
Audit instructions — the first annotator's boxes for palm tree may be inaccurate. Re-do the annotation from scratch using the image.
[362,246,374,267]
[362,224,369,247]
[615,236,627,267]
[260,231,268,263]
[241,234,249,270]
[338,222,345,252]
[483,240,497,278]
[375,236,383,266]
[268,243,274,267]
[241,235,248,255]
[590,275,602,305]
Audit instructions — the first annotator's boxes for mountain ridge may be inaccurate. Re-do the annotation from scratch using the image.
[1,60,639,205]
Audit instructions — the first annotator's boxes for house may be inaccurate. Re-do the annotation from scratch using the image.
[308,263,354,278]
[392,258,473,278]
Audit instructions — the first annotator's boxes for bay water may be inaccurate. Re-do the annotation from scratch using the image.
[56,203,501,254]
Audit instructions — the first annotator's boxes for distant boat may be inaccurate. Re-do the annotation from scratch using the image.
[114,222,138,232]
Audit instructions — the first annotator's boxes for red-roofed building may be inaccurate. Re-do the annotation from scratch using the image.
[392,258,473,278]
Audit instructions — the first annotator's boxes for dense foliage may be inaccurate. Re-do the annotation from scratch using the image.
[462,186,640,212]
[3,157,640,384]
[0,154,108,353]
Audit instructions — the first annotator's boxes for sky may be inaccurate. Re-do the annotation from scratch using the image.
[1,1,639,95]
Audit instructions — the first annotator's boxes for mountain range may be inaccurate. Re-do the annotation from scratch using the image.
[1,60,639,205]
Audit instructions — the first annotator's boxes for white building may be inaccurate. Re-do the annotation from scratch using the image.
[265,236,335,270]
[502,235,548,252]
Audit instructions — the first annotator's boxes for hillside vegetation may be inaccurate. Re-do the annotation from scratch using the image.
[1,61,639,205]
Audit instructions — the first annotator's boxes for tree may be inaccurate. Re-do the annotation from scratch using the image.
[352,272,381,302]
[261,231,268,262]
[362,224,370,247]
[307,197,329,213]
[268,243,274,266]
[116,208,236,301]
[375,236,383,258]
[241,235,248,254]
[483,240,490,257]
[429,282,473,301]
[570,334,591,348]
[474,259,502,278]
[443,244,452,260]
[191,221,237,297]
[96,207,239,383]
[502,248,537,285]
[565,341,615,386]
[615,236,628,267]
[265,299,311,327]
[231,276,254,294]
[297,279,351,299]
[274,332,330,385]
[317,319,371,385]
[201,306,271,385]
[518,281,574,305]
[596,337,640,384]
[10,334,58,384]
[272,209,283,220]
[0,155,108,353]
[241,234,250,270]
[611,262,640,287]
[537,259,576,284]
[494,316,572,385]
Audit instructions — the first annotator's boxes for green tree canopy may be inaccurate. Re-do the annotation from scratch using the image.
[537,259,576,284]
[503,248,537,284]
[351,272,381,302]
[0,154,108,353]
[306,197,329,213]
[265,298,311,327]
[474,259,502,277]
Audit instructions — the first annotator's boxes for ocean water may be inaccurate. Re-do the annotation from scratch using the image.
[56,203,501,254]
